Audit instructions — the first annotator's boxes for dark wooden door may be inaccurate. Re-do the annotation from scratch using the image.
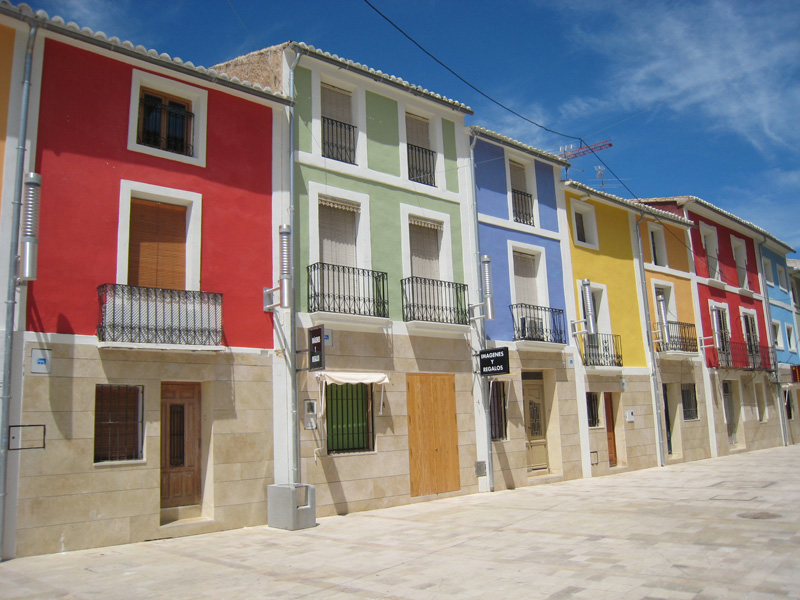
[407,373,460,497]
[604,392,617,467]
[161,382,201,508]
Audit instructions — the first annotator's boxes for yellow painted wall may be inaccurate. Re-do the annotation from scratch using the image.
[638,218,691,273]
[0,24,16,220]
[566,192,647,367]
[644,271,695,325]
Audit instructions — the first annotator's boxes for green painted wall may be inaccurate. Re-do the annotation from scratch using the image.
[441,119,459,193]
[296,164,465,321]
[366,91,400,176]
[294,67,312,154]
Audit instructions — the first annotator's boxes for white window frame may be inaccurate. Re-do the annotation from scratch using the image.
[777,265,788,291]
[787,323,797,352]
[762,257,774,286]
[709,301,731,346]
[127,70,208,168]
[731,236,748,289]
[400,104,442,189]
[571,200,599,250]
[308,182,371,270]
[772,319,785,350]
[740,307,760,344]
[116,180,202,290]
[507,157,538,227]
[699,223,720,280]
[507,241,550,308]
[400,204,452,281]
[648,223,668,267]
[651,280,678,321]
[577,280,611,334]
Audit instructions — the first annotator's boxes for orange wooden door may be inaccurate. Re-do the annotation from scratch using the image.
[161,382,201,508]
[407,373,460,497]
[604,392,617,467]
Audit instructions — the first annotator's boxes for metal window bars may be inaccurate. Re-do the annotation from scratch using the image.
[577,332,623,367]
[511,304,567,344]
[401,276,468,325]
[322,117,357,164]
[307,262,389,318]
[407,143,436,186]
[511,190,535,226]
[138,97,194,156]
[653,321,699,353]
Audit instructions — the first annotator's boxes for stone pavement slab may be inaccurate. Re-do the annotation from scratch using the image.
[1,445,799,599]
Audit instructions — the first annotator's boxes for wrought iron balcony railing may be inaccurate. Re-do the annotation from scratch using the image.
[307,262,389,318]
[407,144,436,186]
[653,321,698,353]
[706,336,775,371]
[577,332,623,367]
[401,276,468,325]
[511,304,566,344]
[511,190,535,226]
[97,283,223,346]
[322,117,357,164]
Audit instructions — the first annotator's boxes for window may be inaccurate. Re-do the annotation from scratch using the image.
[510,161,534,226]
[406,113,435,186]
[513,251,539,306]
[681,384,699,421]
[586,392,601,427]
[319,198,358,267]
[128,70,207,167]
[787,324,797,352]
[755,382,767,422]
[731,237,748,288]
[489,381,507,440]
[409,219,442,280]
[571,201,598,249]
[326,383,373,453]
[701,225,720,280]
[777,265,788,290]
[785,389,795,421]
[649,224,668,267]
[773,320,784,350]
[321,83,356,164]
[742,312,759,352]
[763,257,774,286]
[94,384,144,462]
[711,305,730,360]
[128,199,186,290]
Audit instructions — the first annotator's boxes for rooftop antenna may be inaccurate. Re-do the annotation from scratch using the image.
[594,166,606,191]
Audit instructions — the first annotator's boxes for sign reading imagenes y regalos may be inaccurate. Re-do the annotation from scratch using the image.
[479,347,510,376]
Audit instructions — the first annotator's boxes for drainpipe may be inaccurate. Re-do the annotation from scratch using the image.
[1,22,38,560]
[469,134,493,491]
[635,212,666,467]
[287,51,301,485]
[756,236,789,446]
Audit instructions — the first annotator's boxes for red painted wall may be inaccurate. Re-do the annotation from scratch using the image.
[29,40,274,348]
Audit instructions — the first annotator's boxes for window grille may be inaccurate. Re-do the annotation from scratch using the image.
[586,392,600,427]
[489,381,507,440]
[327,383,374,454]
[94,384,144,462]
[681,384,699,420]
[137,89,193,156]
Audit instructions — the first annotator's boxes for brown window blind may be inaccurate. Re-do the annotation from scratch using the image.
[128,198,186,290]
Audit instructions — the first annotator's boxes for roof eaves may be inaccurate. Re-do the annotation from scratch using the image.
[287,41,473,115]
[564,181,694,227]
[469,126,569,167]
[0,1,292,105]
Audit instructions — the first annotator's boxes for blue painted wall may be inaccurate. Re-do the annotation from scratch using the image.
[760,245,799,365]
[479,222,566,342]
[474,139,507,220]
[534,160,559,232]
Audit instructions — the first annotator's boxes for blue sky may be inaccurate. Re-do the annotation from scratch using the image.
[29,0,800,257]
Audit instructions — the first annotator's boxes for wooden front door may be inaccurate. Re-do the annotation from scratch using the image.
[407,373,460,497]
[161,382,201,508]
[604,392,617,467]
[523,381,548,471]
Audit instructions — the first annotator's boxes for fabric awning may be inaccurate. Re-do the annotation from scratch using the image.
[315,371,389,386]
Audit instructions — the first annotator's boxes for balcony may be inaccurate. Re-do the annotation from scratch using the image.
[407,144,436,186]
[653,321,698,353]
[511,304,566,344]
[322,117,357,164]
[307,262,389,318]
[401,277,468,325]
[707,337,775,370]
[97,283,223,346]
[577,332,623,367]
[511,190,535,226]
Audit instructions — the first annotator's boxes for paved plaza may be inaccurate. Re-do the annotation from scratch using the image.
[1,445,799,599]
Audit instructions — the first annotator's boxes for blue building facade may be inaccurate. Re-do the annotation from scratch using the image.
[760,243,799,367]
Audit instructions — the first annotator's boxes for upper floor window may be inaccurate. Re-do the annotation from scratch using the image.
[406,113,436,186]
[772,320,784,350]
[510,161,534,226]
[731,237,748,288]
[128,198,187,290]
[787,323,797,352]
[649,224,668,267]
[700,225,720,280]
[763,257,774,286]
[409,219,442,280]
[777,265,788,290]
[513,251,540,306]
[319,197,359,268]
[128,70,207,167]
[321,84,356,164]
[571,201,599,250]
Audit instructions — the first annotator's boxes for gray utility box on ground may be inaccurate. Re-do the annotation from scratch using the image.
[267,484,317,530]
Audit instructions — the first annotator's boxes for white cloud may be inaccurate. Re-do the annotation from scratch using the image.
[557,0,800,154]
